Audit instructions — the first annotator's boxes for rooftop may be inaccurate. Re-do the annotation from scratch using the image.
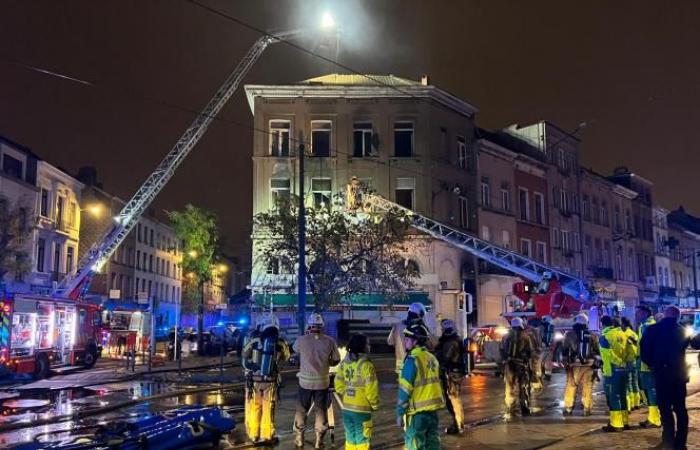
[300,74,421,87]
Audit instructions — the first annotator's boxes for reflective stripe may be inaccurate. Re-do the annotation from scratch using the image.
[410,396,445,411]
[414,376,441,388]
[344,403,373,413]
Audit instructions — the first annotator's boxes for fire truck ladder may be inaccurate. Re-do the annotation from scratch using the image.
[360,192,590,301]
[55,29,304,299]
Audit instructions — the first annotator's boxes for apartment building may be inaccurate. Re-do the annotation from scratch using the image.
[653,207,672,301]
[245,74,479,332]
[667,207,700,307]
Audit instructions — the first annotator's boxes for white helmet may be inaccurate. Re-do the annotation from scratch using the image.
[257,314,279,331]
[511,317,525,328]
[542,315,553,323]
[307,312,325,330]
[574,313,589,326]
[409,302,426,317]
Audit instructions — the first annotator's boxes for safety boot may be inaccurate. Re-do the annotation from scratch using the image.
[314,431,325,449]
[294,430,304,447]
[563,408,573,416]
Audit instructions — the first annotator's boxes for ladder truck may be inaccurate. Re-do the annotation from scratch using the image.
[346,178,598,326]
[0,28,308,379]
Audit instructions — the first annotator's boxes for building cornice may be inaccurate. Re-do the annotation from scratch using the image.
[37,161,84,190]
[612,184,638,200]
[478,139,517,161]
[244,84,478,118]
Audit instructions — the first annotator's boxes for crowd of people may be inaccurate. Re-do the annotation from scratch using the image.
[239,303,700,450]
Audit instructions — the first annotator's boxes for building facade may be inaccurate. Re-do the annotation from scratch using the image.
[653,207,672,300]
[245,74,479,333]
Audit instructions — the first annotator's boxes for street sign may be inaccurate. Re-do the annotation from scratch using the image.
[109,289,121,299]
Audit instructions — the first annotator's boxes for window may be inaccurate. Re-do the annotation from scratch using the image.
[501,188,510,212]
[149,254,153,272]
[150,229,154,247]
[459,197,469,229]
[520,239,532,257]
[614,205,621,232]
[552,228,560,248]
[534,192,545,225]
[68,202,77,227]
[36,238,46,272]
[480,178,490,208]
[601,202,609,226]
[603,240,611,267]
[560,189,568,213]
[66,246,74,273]
[40,188,49,218]
[266,258,280,275]
[457,136,467,169]
[395,178,415,210]
[137,224,142,242]
[2,154,23,179]
[310,120,331,157]
[394,121,414,157]
[56,196,64,225]
[518,188,529,221]
[136,250,141,269]
[270,178,291,208]
[353,122,374,157]
[269,120,291,156]
[582,195,590,221]
[536,242,547,263]
[311,178,332,209]
[502,230,511,249]
[142,253,147,270]
[481,225,490,241]
[53,242,61,274]
[562,230,570,251]
[156,257,161,275]
[558,148,566,170]
[625,209,633,234]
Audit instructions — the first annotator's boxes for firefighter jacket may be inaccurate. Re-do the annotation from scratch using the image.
[435,334,465,374]
[397,346,446,416]
[562,328,600,367]
[622,327,639,366]
[499,329,534,366]
[334,355,380,414]
[293,332,341,390]
[599,326,628,377]
[637,316,656,372]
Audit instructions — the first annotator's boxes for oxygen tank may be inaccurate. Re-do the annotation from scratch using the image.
[259,329,279,378]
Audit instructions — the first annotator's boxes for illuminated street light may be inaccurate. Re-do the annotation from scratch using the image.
[80,204,103,217]
[188,250,198,259]
[186,272,195,280]
[218,264,228,273]
[321,11,336,30]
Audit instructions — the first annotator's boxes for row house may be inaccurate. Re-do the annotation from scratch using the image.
[666,207,700,307]
[245,74,480,335]
[0,136,83,294]
[653,207,672,300]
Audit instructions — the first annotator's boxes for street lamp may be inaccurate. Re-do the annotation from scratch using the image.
[188,250,198,259]
[80,204,103,217]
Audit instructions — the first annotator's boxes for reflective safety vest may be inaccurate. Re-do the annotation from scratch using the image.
[599,326,628,377]
[623,327,639,365]
[397,347,445,416]
[334,355,380,414]
[637,317,656,372]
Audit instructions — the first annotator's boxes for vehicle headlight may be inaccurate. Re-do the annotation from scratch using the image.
[554,332,565,342]
[685,326,694,338]
[495,327,509,336]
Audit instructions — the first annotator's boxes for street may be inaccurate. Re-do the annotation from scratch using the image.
[0,352,698,449]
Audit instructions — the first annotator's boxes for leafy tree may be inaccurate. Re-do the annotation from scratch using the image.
[0,196,34,286]
[253,194,417,311]
[168,204,219,350]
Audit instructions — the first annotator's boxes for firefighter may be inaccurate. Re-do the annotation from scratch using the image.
[241,315,291,444]
[387,303,434,377]
[562,313,601,416]
[435,319,465,434]
[636,306,661,428]
[500,317,535,418]
[334,334,379,450]
[600,315,631,432]
[396,323,445,450]
[539,315,555,381]
[293,312,341,449]
[525,319,545,392]
[620,316,641,411]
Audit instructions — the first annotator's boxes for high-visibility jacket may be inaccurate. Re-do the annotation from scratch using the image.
[599,326,628,377]
[397,346,445,416]
[623,327,639,365]
[334,355,380,414]
[637,317,656,372]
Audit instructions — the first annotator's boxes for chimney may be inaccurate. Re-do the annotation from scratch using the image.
[421,74,429,86]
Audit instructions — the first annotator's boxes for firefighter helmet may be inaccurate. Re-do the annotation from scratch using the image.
[441,319,457,335]
[307,312,325,330]
[403,323,429,342]
[257,314,279,331]
[542,315,553,323]
[574,313,589,326]
[408,302,427,317]
[510,317,525,329]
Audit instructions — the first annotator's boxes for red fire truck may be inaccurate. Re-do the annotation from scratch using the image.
[0,294,102,379]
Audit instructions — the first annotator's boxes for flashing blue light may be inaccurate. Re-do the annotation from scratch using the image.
[217,321,224,326]
[238,318,248,325]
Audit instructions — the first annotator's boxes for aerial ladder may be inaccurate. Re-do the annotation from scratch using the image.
[55,29,306,299]
[346,179,592,314]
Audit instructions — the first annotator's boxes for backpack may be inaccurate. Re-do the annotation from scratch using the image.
[575,330,592,364]
[259,328,280,379]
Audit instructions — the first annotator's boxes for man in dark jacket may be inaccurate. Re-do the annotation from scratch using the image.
[435,319,465,434]
[500,317,534,418]
[640,306,700,450]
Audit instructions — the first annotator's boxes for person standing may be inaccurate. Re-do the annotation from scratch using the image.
[562,313,600,416]
[241,315,290,445]
[636,305,661,428]
[293,312,341,449]
[539,315,555,381]
[599,315,630,432]
[387,303,434,377]
[640,306,700,450]
[500,317,534,418]
[396,323,445,450]
[334,334,379,450]
[621,316,641,410]
[435,319,465,434]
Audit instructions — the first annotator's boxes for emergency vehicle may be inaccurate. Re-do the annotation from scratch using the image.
[0,294,101,379]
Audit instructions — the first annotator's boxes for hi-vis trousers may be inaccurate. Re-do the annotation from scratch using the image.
[245,381,278,442]
[564,365,594,412]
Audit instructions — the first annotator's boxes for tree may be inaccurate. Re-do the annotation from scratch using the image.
[168,204,219,352]
[0,196,34,287]
[253,194,418,311]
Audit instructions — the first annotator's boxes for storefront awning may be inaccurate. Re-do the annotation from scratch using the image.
[252,291,430,310]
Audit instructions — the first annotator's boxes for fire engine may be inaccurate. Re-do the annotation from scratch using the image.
[0,294,101,379]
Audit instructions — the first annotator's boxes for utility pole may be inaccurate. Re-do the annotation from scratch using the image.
[298,143,307,337]
[693,250,698,309]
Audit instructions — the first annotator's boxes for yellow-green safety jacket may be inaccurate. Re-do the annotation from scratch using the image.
[623,327,639,366]
[637,316,656,372]
[599,326,628,377]
[396,346,445,416]
[334,355,380,414]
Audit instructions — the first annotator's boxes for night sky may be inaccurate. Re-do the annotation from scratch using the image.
[2,1,699,261]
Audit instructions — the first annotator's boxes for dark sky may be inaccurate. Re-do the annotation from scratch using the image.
[2,1,699,260]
